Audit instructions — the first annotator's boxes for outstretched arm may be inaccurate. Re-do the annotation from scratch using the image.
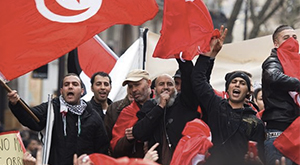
[192,26,227,114]
[8,90,46,131]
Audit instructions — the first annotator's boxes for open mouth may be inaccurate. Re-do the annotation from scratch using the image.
[99,91,107,97]
[67,92,74,96]
[232,89,240,96]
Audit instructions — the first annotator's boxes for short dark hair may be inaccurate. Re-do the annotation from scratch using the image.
[61,73,84,88]
[173,69,181,78]
[90,72,112,85]
[272,25,294,43]
[252,87,262,101]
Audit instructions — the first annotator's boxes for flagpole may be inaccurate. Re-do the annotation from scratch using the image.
[141,27,148,70]
[0,79,40,122]
[42,94,54,165]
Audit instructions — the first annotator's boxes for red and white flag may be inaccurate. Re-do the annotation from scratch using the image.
[152,0,218,60]
[0,0,158,81]
[68,34,145,102]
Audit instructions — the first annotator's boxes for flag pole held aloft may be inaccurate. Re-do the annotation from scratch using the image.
[0,79,40,123]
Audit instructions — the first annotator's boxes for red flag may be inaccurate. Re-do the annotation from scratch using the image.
[0,0,158,81]
[152,0,219,60]
[273,117,300,164]
[68,35,118,78]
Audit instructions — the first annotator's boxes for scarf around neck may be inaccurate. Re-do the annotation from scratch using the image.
[277,37,300,80]
[59,95,87,116]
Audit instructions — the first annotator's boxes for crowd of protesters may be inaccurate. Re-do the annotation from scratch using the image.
[4,25,300,165]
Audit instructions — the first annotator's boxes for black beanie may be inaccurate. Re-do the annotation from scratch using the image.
[225,71,251,92]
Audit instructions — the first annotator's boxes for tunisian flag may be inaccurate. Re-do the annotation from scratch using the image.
[152,0,218,60]
[0,0,158,81]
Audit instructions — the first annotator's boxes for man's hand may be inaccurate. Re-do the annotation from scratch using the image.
[158,91,171,108]
[275,157,286,165]
[125,127,134,140]
[203,25,228,58]
[7,90,20,105]
[23,147,42,165]
[244,151,263,165]
[23,152,36,165]
[144,143,159,162]
[73,154,94,165]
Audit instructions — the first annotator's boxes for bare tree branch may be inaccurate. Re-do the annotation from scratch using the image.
[225,0,244,43]
[257,0,272,19]
[248,0,284,39]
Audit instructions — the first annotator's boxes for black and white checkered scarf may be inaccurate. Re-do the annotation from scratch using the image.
[59,95,87,115]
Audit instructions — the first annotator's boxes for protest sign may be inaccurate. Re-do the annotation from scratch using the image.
[0,131,26,165]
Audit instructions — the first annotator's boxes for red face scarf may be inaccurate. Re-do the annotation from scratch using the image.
[274,37,300,164]
[277,37,300,80]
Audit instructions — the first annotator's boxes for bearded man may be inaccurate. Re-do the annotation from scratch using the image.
[132,59,200,165]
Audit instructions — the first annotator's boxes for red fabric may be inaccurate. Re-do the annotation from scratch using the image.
[152,0,220,60]
[78,36,118,77]
[275,38,300,163]
[257,109,264,118]
[170,119,213,165]
[0,0,158,81]
[110,101,140,151]
[89,154,159,165]
[273,117,300,164]
[277,37,300,80]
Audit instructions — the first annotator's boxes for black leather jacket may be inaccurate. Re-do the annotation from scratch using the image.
[262,48,300,131]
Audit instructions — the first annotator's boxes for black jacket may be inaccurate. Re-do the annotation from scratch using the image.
[132,59,200,164]
[89,97,112,120]
[262,48,300,131]
[9,97,109,165]
[192,55,265,165]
